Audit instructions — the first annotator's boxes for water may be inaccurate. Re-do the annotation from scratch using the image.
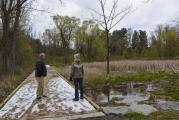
[157,100,179,111]
[85,82,179,111]
[87,82,149,105]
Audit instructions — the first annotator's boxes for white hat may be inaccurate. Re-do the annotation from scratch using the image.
[74,53,80,62]
[39,53,46,60]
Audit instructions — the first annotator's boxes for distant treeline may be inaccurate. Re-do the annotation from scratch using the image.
[40,16,179,63]
[1,14,179,77]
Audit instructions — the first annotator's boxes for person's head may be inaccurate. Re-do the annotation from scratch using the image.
[39,53,46,61]
[74,53,80,63]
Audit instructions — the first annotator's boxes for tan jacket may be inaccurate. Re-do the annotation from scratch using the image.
[70,62,84,79]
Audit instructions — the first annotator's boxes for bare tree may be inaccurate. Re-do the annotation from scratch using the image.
[0,0,63,79]
[0,0,33,77]
[91,0,132,74]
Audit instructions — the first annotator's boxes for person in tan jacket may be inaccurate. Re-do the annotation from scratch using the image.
[35,53,47,100]
[70,53,84,101]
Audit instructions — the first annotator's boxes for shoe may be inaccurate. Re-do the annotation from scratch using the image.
[72,98,79,101]
[80,97,84,99]
[36,96,42,101]
[42,95,48,98]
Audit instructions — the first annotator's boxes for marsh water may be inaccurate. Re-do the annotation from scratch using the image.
[85,82,179,112]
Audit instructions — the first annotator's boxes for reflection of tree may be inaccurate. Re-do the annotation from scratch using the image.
[102,85,110,102]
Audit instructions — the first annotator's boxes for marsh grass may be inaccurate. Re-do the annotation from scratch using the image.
[58,60,179,77]
[84,60,179,73]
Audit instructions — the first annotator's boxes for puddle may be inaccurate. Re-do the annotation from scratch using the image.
[86,82,150,105]
[85,82,179,113]
[157,100,179,111]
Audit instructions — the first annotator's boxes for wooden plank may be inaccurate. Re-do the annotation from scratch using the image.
[1,67,103,120]
[35,112,105,120]
[54,67,102,112]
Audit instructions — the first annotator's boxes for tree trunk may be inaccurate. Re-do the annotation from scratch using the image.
[64,45,68,64]
[0,0,27,78]
[9,0,21,77]
[87,37,91,62]
[59,28,68,64]
[0,55,3,80]
[1,14,11,75]
[106,29,110,74]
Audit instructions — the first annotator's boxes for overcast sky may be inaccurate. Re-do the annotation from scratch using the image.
[30,0,179,36]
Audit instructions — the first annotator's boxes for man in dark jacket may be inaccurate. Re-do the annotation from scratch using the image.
[70,53,84,101]
[35,53,47,100]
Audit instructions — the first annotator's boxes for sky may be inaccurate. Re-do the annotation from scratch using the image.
[30,0,179,36]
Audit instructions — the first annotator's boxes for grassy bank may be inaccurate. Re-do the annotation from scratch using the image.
[0,76,23,103]
[83,71,178,87]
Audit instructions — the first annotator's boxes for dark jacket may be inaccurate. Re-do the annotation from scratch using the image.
[35,60,47,77]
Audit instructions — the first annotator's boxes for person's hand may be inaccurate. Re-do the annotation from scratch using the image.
[70,77,73,81]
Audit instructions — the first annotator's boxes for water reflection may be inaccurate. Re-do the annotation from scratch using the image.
[86,82,149,105]
[85,82,179,111]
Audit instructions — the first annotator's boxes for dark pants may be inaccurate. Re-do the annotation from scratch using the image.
[74,78,83,99]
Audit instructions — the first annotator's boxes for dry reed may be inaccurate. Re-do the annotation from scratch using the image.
[58,60,179,76]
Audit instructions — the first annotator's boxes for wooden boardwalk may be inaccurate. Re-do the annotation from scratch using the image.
[0,66,104,120]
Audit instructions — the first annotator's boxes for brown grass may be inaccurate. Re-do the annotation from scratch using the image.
[0,76,23,103]
[57,60,179,76]
[0,67,33,103]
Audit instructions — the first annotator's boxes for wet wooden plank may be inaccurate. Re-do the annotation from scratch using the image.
[35,112,104,120]
[54,68,102,112]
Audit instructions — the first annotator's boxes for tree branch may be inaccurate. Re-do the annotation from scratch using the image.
[106,0,118,24]
[88,8,103,17]
[109,9,131,30]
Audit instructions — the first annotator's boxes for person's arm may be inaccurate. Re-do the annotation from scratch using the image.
[82,65,84,76]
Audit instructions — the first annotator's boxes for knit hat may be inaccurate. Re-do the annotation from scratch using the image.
[74,53,80,62]
[39,53,46,60]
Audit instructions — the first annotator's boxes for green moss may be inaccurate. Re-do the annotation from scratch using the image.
[171,94,179,100]
[124,112,146,120]
[123,111,179,120]
[149,111,179,120]
[149,94,156,101]
[153,92,179,101]
[85,71,179,87]
[111,97,121,101]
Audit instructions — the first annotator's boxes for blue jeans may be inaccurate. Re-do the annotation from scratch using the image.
[74,78,83,99]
